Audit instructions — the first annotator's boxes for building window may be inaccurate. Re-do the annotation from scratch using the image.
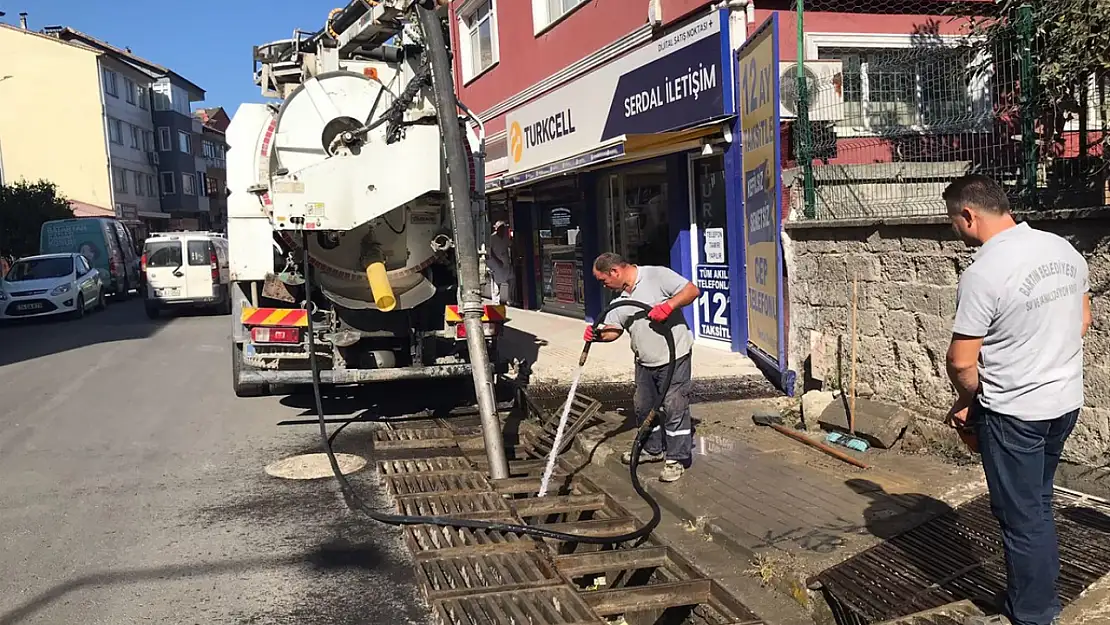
[133,171,145,196]
[532,0,585,34]
[146,174,156,197]
[160,172,176,195]
[196,171,208,196]
[108,118,123,144]
[459,0,498,83]
[138,86,149,110]
[125,77,136,104]
[130,125,141,149]
[113,167,128,194]
[103,69,118,97]
[158,127,171,152]
[809,34,989,135]
[207,176,220,196]
[182,173,197,196]
[144,131,154,152]
[178,131,192,154]
[202,140,215,159]
[152,84,171,111]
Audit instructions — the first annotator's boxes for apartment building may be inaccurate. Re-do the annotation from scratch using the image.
[450,0,993,368]
[196,109,229,231]
[52,27,210,232]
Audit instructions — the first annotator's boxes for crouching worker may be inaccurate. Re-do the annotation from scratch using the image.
[585,252,700,482]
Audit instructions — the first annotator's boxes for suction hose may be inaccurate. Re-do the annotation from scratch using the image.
[305,231,677,543]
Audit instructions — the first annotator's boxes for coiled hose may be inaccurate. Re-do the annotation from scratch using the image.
[304,234,676,543]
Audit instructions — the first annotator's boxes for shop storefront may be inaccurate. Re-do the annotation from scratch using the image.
[486,8,745,346]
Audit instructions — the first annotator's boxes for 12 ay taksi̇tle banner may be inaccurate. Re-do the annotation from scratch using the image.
[505,10,730,175]
[739,14,786,369]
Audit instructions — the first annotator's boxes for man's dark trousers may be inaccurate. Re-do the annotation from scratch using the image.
[633,354,693,465]
[976,406,1079,625]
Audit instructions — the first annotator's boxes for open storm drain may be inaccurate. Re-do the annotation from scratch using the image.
[265,453,367,480]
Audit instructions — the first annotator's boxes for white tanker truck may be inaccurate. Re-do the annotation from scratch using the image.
[225,1,506,398]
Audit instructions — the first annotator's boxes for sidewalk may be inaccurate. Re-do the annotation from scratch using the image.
[499,307,763,386]
[561,397,1110,625]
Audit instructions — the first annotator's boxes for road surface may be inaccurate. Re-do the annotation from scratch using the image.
[0,299,433,625]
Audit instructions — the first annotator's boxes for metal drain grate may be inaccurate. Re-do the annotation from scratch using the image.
[374,427,457,450]
[395,492,512,519]
[405,521,534,559]
[386,472,492,496]
[378,457,474,475]
[873,600,984,625]
[811,489,1110,625]
[417,550,562,599]
[433,586,603,625]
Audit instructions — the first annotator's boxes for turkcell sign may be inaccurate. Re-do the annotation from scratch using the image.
[504,10,731,175]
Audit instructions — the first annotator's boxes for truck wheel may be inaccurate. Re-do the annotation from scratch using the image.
[232,342,265,398]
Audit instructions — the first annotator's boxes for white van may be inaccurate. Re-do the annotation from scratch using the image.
[142,232,230,318]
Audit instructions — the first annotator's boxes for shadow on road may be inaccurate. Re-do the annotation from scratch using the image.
[0,298,169,368]
[0,540,390,625]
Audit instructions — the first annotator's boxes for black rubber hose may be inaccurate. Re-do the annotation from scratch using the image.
[303,228,673,543]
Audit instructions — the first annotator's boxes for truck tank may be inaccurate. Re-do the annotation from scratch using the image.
[226,3,502,397]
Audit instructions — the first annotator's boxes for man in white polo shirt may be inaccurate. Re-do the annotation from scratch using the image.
[943,174,1091,625]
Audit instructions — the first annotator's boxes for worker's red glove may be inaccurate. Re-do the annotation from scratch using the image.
[583,325,598,342]
[648,302,674,323]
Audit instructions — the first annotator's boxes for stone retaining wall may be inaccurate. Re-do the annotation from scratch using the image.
[783,211,1110,462]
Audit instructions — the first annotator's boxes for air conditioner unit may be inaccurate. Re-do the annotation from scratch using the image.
[779,60,844,122]
[147,151,160,165]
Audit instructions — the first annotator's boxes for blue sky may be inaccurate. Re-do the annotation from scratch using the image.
[6,0,337,111]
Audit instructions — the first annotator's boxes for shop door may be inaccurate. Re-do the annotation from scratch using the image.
[598,165,671,310]
[688,154,732,347]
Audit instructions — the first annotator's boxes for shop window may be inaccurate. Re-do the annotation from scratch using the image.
[537,202,585,316]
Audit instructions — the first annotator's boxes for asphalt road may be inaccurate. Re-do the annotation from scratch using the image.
[0,298,434,625]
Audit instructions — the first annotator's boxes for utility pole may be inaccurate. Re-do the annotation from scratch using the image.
[415,1,510,480]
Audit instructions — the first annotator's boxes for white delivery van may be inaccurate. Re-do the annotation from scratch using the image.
[142,232,230,319]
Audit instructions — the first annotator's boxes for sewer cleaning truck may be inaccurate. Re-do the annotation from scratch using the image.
[225,0,506,401]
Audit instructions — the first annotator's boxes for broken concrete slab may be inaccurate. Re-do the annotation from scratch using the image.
[801,390,838,429]
[818,397,917,449]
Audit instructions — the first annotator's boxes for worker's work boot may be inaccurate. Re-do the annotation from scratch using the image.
[660,461,684,483]
[621,450,664,465]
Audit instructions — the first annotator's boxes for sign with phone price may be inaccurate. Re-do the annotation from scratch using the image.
[695,264,730,342]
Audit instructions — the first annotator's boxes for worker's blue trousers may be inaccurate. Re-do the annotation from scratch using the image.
[976,406,1079,625]
[633,353,692,465]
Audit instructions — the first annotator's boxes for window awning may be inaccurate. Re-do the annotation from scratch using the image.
[487,118,733,192]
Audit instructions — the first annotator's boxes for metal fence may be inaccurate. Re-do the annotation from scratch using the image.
[788,0,1110,220]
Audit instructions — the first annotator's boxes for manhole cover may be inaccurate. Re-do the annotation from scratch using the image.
[265,453,367,480]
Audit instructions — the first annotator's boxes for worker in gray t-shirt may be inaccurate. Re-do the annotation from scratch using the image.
[584,252,699,483]
[943,175,1092,625]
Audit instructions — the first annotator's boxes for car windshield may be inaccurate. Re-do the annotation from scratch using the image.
[6,257,74,281]
[145,241,182,268]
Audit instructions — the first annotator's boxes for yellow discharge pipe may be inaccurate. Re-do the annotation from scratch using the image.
[365,262,396,312]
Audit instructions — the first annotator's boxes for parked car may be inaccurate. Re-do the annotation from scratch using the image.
[142,231,231,318]
[40,217,140,298]
[0,253,106,321]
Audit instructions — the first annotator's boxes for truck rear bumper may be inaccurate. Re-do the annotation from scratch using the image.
[240,363,481,385]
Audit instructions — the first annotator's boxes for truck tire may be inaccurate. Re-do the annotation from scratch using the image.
[231,341,266,397]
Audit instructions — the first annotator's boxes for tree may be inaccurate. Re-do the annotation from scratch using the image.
[965,0,1110,161]
[0,180,75,258]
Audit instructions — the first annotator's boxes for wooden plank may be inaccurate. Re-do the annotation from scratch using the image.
[373,437,458,450]
[554,546,670,577]
[582,579,712,616]
[514,493,607,517]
